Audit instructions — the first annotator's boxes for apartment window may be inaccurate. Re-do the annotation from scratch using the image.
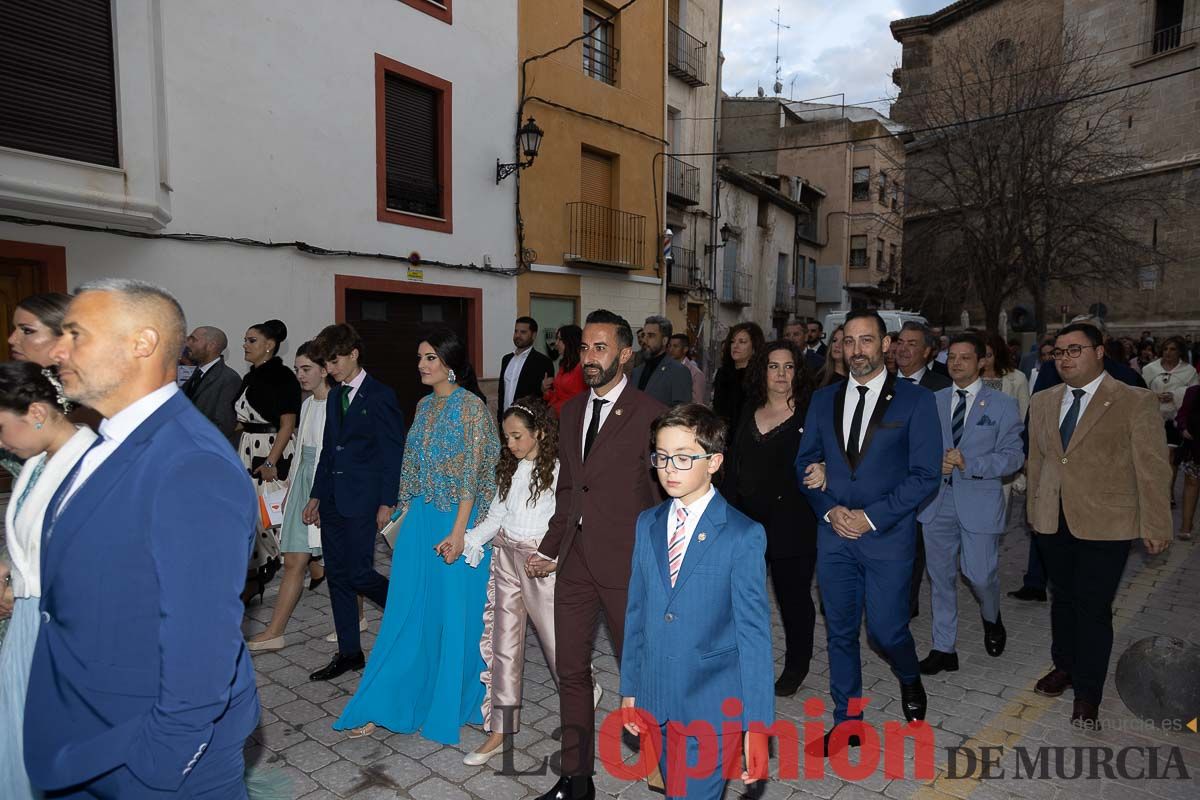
[1152,0,1184,54]
[0,1,118,167]
[583,9,617,85]
[889,243,898,273]
[756,196,770,228]
[376,54,453,232]
[876,238,886,271]
[850,235,868,267]
[1139,265,1159,290]
[852,167,870,201]
[891,182,900,210]
[398,0,452,24]
[877,171,888,204]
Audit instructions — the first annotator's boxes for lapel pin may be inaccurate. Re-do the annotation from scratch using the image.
[614,408,623,416]
[697,532,706,542]
[885,394,893,401]
[1104,401,1111,407]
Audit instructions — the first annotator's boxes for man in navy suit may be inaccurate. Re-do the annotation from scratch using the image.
[304,323,406,681]
[917,333,1024,675]
[30,279,259,798]
[795,310,941,755]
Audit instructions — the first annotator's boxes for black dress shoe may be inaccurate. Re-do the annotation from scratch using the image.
[919,650,959,675]
[805,728,861,758]
[535,776,595,800]
[1034,668,1071,697]
[309,652,365,681]
[1007,586,1047,602]
[1070,699,1101,730]
[774,668,806,696]
[983,614,1007,657]
[900,678,927,722]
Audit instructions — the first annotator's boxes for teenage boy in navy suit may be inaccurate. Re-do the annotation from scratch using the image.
[304,323,406,681]
[620,404,773,799]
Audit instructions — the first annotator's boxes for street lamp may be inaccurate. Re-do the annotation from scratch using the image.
[496,117,545,183]
[704,222,733,254]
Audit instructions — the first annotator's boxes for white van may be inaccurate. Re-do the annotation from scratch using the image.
[822,309,927,334]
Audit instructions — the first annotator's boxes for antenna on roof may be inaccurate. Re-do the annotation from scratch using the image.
[771,5,790,96]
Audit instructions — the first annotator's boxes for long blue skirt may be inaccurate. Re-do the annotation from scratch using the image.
[0,598,42,800]
[333,497,490,745]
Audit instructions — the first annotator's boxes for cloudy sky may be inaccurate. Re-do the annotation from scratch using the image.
[720,0,949,113]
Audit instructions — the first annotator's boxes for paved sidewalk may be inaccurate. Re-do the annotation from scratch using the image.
[242,498,1200,799]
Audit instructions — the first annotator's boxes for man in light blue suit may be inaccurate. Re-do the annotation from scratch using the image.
[795,310,941,756]
[621,404,772,799]
[917,333,1024,675]
[28,279,259,798]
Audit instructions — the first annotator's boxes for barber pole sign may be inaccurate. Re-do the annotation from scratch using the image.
[663,228,674,263]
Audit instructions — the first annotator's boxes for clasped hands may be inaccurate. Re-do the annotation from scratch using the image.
[828,506,872,539]
[941,448,966,476]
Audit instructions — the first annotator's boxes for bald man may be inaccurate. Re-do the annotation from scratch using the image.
[27,279,260,798]
[184,325,242,441]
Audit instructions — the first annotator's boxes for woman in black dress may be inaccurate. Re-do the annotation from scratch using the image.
[236,319,302,601]
[722,339,818,697]
[712,321,764,429]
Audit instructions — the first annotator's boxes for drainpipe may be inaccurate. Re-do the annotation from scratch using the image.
[707,0,724,374]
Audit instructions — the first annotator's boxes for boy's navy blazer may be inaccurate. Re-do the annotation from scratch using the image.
[620,491,774,729]
[310,372,406,515]
[794,373,942,559]
[25,391,259,793]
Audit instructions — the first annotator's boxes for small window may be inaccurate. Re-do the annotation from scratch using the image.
[889,243,898,272]
[583,9,617,85]
[397,0,453,24]
[891,182,900,210]
[852,167,870,201]
[809,257,817,288]
[757,196,769,228]
[850,235,868,267]
[1153,0,1185,54]
[1139,265,1159,290]
[876,238,886,271]
[877,171,888,204]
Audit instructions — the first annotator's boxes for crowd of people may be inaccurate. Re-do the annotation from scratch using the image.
[0,285,1177,799]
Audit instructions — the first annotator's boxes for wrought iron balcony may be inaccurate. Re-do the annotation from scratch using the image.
[774,283,801,314]
[668,22,707,87]
[667,246,700,289]
[720,270,752,306]
[666,155,700,207]
[1148,23,1185,56]
[565,202,646,269]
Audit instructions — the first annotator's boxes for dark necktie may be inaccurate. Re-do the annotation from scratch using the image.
[44,433,107,535]
[846,385,868,468]
[340,385,352,418]
[951,389,968,447]
[583,398,608,460]
[183,367,205,399]
[903,376,916,383]
[1059,388,1086,450]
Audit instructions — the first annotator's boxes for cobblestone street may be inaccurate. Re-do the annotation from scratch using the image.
[242,499,1200,799]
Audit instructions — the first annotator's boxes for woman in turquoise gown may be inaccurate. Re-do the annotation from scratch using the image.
[334,329,499,745]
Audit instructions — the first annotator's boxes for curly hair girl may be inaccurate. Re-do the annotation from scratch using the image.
[496,397,558,505]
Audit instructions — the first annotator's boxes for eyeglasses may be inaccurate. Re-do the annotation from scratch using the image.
[1052,344,1099,360]
[650,452,716,470]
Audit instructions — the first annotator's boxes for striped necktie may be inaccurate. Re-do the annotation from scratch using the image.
[951,389,968,447]
[668,506,688,587]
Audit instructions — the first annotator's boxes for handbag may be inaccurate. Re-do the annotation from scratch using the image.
[257,480,288,530]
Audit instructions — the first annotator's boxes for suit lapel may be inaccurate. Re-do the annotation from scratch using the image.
[652,502,672,592]
[670,493,727,597]
[938,388,953,448]
[855,373,896,465]
[1065,375,1116,454]
[1048,384,1068,456]
[833,384,850,469]
[959,385,989,445]
[586,386,636,464]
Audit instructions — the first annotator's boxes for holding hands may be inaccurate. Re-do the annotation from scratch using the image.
[434,528,466,564]
[524,554,557,578]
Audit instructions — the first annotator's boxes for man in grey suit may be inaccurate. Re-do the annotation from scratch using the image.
[183,326,242,441]
[630,315,691,407]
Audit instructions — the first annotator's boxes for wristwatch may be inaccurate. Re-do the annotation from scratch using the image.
[263,460,275,469]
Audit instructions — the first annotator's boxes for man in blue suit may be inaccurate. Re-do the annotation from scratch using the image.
[917,333,1024,676]
[795,310,941,755]
[621,404,772,799]
[304,323,406,681]
[30,279,259,798]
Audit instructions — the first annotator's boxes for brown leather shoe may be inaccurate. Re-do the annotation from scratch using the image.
[1034,668,1072,697]
[1071,699,1100,730]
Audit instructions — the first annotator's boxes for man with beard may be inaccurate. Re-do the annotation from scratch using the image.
[527,309,665,800]
[28,279,259,797]
[631,315,692,407]
[499,316,555,427]
[795,310,941,756]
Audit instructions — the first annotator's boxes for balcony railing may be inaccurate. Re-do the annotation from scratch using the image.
[666,155,700,206]
[720,270,752,306]
[668,22,707,86]
[565,202,646,268]
[774,283,800,314]
[1150,23,1184,56]
[668,246,700,289]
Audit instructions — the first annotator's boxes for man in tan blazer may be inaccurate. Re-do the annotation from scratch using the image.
[1026,322,1172,729]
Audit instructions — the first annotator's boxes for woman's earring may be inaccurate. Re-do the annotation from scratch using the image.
[34,422,43,430]
[448,369,457,383]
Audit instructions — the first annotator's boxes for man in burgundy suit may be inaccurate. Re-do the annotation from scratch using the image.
[528,309,665,800]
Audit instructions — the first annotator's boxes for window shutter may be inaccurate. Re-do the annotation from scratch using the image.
[385,74,441,217]
[0,0,119,167]
[580,151,613,207]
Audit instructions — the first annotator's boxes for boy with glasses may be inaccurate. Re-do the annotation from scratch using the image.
[620,404,772,799]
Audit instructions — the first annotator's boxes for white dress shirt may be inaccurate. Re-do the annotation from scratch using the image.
[951,377,984,426]
[464,460,561,566]
[503,347,533,411]
[198,356,221,376]
[1058,371,1107,427]
[841,368,889,452]
[899,365,926,384]
[580,375,627,455]
[61,382,179,508]
[343,368,368,405]
[668,485,716,569]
